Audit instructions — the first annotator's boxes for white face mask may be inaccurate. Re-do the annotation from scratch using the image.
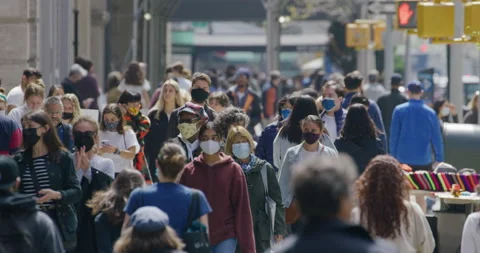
[232,142,251,159]
[440,107,450,117]
[200,140,221,155]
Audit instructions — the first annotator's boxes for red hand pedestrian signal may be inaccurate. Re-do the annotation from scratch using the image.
[398,3,414,25]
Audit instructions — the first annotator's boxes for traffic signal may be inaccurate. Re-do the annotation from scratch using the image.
[396,0,418,29]
[417,1,455,38]
[373,22,386,50]
[465,2,480,38]
[345,23,370,49]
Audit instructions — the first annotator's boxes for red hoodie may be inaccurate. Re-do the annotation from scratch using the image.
[180,153,256,253]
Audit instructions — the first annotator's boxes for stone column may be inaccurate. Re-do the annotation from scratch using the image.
[76,0,91,58]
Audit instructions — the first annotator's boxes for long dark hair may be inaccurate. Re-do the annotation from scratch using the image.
[280,95,319,144]
[87,169,145,225]
[22,111,66,162]
[101,103,127,134]
[124,61,144,86]
[340,104,377,141]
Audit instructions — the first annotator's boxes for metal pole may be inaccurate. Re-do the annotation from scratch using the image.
[132,0,139,61]
[384,14,394,90]
[73,9,79,58]
[265,0,280,72]
[142,0,149,63]
[450,0,464,122]
[404,34,411,82]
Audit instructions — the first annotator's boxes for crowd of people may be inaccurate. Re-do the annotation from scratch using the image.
[1,58,480,253]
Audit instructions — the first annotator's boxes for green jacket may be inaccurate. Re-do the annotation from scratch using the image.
[14,150,82,250]
[237,156,286,253]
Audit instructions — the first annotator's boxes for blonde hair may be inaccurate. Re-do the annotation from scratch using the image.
[114,226,185,253]
[225,126,255,156]
[468,91,480,110]
[152,79,185,119]
[24,83,44,101]
[35,79,46,88]
[61,94,81,123]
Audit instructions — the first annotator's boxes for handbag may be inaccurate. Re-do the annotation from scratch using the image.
[183,190,211,253]
[261,163,276,245]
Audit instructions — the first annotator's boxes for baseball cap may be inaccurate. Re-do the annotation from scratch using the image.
[407,80,424,93]
[0,156,19,190]
[130,206,170,233]
[391,73,403,85]
[178,102,209,121]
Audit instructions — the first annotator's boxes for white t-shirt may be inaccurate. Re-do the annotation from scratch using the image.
[176,77,192,92]
[322,114,337,140]
[99,129,140,173]
[6,85,24,108]
[299,146,318,161]
[8,104,30,127]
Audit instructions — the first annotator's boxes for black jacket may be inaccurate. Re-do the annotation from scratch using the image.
[0,191,65,253]
[270,219,397,253]
[95,212,122,253]
[145,109,171,177]
[14,150,82,250]
[334,137,385,175]
[75,168,113,253]
[377,89,408,139]
[464,109,478,124]
[166,105,216,140]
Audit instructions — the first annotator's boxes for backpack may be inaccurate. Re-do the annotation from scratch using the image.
[0,212,34,253]
[183,190,211,253]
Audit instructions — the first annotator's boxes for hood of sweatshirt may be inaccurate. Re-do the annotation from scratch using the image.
[0,191,37,214]
[192,152,236,168]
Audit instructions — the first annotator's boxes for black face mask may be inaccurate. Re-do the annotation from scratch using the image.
[191,88,209,103]
[73,131,95,152]
[62,112,73,120]
[23,128,41,148]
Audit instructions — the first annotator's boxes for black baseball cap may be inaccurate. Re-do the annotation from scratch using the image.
[0,156,19,190]
[391,73,403,85]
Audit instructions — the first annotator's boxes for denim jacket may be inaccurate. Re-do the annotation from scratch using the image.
[14,150,82,250]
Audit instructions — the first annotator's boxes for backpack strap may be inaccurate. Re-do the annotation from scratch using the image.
[261,163,268,196]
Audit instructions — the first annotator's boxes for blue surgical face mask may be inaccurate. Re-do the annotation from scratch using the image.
[322,98,336,111]
[232,142,251,159]
[281,109,291,120]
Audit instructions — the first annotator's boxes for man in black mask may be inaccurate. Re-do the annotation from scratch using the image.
[226,68,262,136]
[166,72,216,139]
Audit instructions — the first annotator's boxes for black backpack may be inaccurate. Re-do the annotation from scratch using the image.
[0,212,34,253]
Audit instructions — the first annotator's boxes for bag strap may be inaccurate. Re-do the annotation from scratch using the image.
[27,152,41,197]
[261,163,268,196]
[186,190,200,230]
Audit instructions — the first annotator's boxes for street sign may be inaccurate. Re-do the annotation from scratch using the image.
[368,0,396,16]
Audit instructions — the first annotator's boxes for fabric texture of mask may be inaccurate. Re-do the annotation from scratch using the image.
[127,107,140,116]
[232,142,251,159]
[441,107,450,117]
[303,132,321,145]
[280,109,291,120]
[178,123,198,140]
[104,121,119,131]
[237,154,256,173]
[62,112,73,120]
[200,140,221,155]
[22,128,41,148]
[190,88,210,103]
[321,98,336,111]
[73,131,95,152]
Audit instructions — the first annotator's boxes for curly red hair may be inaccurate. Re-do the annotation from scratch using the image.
[355,155,410,239]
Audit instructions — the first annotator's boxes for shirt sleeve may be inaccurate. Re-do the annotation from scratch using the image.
[8,126,22,154]
[194,190,212,220]
[368,102,387,151]
[461,214,479,253]
[430,112,445,162]
[272,132,282,169]
[389,109,400,158]
[124,188,142,215]
[125,129,141,154]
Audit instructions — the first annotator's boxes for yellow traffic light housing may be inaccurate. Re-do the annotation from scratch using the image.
[373,22,386,50]
[346,23,371,49]
[465,2,480,38]
[417,1,455,38]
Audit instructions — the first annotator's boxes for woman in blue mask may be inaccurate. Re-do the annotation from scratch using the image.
[225,126,286,252]
[255,95,297,172]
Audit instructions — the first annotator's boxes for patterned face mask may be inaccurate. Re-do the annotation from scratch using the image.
[178,123,198,139]
[127,107,140,116]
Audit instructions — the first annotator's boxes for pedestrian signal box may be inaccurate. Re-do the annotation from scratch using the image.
[373,22,386,50]
[346,23,370,49]
[465,2,480,38]
[417,1,455,38]
[396,0,418,29]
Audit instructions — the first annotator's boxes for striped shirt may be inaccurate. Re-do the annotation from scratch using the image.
[21,155,54,207]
